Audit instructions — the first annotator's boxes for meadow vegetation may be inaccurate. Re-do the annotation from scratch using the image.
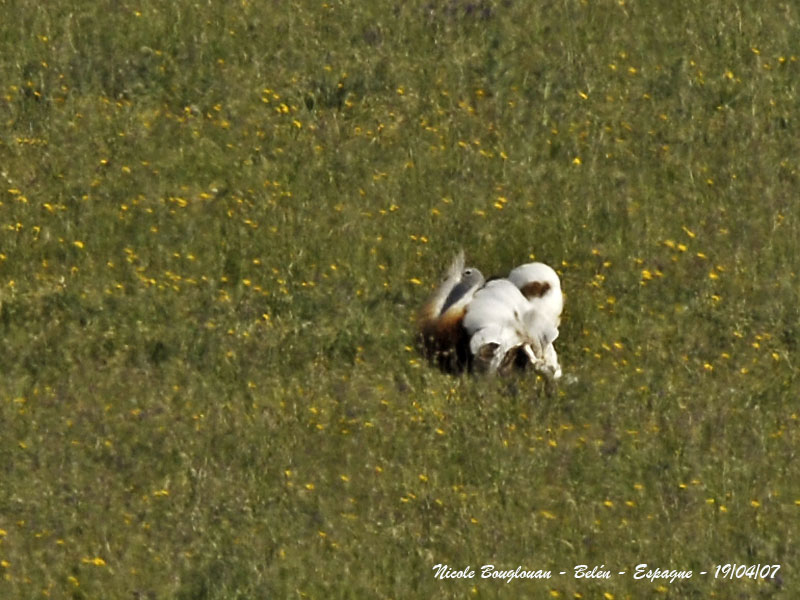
[1,0,799,597]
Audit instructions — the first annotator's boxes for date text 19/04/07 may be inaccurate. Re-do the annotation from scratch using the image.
[432,564,781,584]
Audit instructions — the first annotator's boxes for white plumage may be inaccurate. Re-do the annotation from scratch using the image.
[506,262,563,380]
[417,254,564,383]
[508,262,563,325]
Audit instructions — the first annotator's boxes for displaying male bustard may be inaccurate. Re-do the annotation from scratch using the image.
[417,252,563,383]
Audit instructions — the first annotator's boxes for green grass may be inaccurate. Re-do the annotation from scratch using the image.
[1,0,799,597]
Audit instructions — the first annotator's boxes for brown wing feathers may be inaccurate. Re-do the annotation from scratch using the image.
[416,252,484,373]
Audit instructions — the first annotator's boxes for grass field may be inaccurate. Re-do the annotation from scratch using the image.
[1,1,799,598]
